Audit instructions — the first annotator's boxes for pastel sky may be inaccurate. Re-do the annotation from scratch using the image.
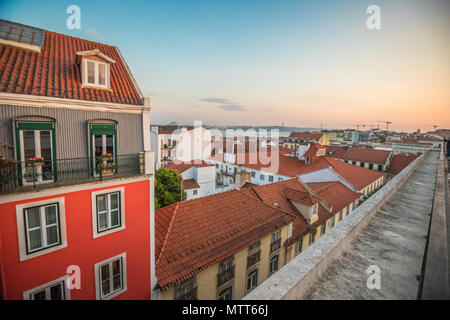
[1,0,449,132]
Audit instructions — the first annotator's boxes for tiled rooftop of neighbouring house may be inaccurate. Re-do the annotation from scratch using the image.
[155,188,296,289]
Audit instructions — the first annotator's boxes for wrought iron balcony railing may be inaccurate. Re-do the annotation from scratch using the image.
[270,239,281,253]
[0,154,143,194]
[247,251,261,268]
[217,265,235,287]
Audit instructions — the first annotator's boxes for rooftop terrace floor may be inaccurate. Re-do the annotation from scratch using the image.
[305,151,439,299]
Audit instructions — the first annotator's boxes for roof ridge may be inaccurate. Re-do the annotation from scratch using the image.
[156,202,179,266]
[240,189,298,219]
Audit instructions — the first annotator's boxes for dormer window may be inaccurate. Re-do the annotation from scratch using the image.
[76,49,116,90]
[85,60,109,88]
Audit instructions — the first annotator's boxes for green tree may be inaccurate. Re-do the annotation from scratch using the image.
[155,167,186,210]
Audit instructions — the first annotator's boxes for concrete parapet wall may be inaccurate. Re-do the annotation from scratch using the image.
[244,152,427,300]
[419,145,449,299]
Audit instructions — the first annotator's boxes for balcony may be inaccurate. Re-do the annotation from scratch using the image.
[247,251,261,268]
[217,265,235,287]
[270,239,281,253]
[0,154,143,194]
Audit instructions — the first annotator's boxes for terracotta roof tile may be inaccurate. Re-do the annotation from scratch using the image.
[165,160,215,173]
[388,154,418,174]
[0,20,143,105]
[182,179,200,190]
[343,147,390,164]
[289,132,324,141]
[155,189,296,288]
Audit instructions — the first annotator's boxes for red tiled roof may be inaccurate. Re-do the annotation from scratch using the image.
[211,150,384,191]
[155,189,296,288]
[182,179,200,190]
[324,145,349,159]
[283,187,320,205]
[289,132,324,141]
[164,160,214,173]
[388,154,418,174]
[241,178,332,244]
[307,181,361,214]
[0,23,143,105]
[305,157,385,191]
[344,147,390,165]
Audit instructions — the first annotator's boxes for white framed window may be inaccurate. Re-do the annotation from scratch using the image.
[218,286,232,300]
[91,187,125,238]
[246,269,258,292]
[23,276,70,300]
[83,59,110,89]
[16,197,67,262]
[193,189,198,195]
[269,255,279,274]
[94,252,127,300]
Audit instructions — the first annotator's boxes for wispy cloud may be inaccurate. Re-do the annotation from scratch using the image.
[199,98,233,104]
[219,104,246,111]
[199,97,247,111]
[85,29,98,37]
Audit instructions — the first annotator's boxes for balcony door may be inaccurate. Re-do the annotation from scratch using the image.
[89,123,117,176]
[15,121,56,186]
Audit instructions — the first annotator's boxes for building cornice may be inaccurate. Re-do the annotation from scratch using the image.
[0,92,150,114]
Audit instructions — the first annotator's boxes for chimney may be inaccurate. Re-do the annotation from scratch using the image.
[235,170,252,190]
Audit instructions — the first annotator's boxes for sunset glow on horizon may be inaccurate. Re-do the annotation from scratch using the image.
[1,0,449,132]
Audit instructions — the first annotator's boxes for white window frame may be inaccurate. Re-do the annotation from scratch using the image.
[83,59,110,89]
[23,275,71,300]
[246,269,258,292]
[269,255,279,274]
[91,187,125,239]
[16,197,67,262]
[94,252,127,300]
[19,129,54,186]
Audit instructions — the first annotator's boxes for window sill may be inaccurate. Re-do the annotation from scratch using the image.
[82,84,113,92]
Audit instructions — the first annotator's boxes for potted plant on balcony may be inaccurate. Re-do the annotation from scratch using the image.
[101,153,113,161]
[97,161,116,175]
[0,156,18,168]
[26,157,45,167]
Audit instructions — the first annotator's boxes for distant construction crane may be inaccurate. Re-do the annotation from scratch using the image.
[353,124,366,131]
[425,124,439,131]
[377,120,392,131]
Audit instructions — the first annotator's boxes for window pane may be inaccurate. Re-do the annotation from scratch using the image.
[94,135,103,157]
[101,279,110,296]
[112,259,121,276]
[23,130,36,159]
[98,212,107,230]
[98,64,106,86]
[106,135,114,155]
[29,229,42,251]
[113,274,121,291]
[40,131,53,181]
[32,290,46,300]
[97,195,107,212]
[87,61,95,84]
[26,207,41,228]
[45,205,57,224]
[100,264,110,281]
[46,225,59,245]
[110,193,119,210]
[50,283,63,300]
[110,210,120,227]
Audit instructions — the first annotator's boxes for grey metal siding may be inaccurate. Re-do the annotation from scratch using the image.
[0,104,144,159]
